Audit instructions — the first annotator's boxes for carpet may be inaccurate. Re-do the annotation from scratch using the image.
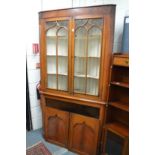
[26,141,52,155]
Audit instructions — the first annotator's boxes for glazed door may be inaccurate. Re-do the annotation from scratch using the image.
[45,19,70,92]
[43,17,105,97]
[45,107,69,147]
[69,113,99,155]
[73,18,104,97]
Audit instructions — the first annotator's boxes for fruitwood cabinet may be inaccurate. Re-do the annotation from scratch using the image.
[39,5,116,155]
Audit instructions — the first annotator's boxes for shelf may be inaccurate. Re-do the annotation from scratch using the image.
[74,89,85,94]
[47,54,68,57]
[74,56,85,58]
[111,81,129,88]
[47,73,57,75]
[46,36,56,38]
[87,75,99,79]
[58,73,68,76]
[109,101,129,112]
[86,91,98,96]
[74,90,98,96]
[46,36,67,39]
[48,73,68,76]
[88,56,100,58]
[74,74,85,78]
[74,56,100,58]
[105,122,129,138]
[74,74,99,79]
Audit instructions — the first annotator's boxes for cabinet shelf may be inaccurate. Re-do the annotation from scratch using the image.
[48,73,68,76]
[47,36,67,39]
[58,73,68,76]
[87,75,99,79]
[74,74,99,79]
[74,89,85,94]
[74,89,98,96]
[111,81,129,88]
[109,101,129,112]
[74,56,100,58]
[88,56,100,58]
[47,54,68,57]
[105,122,129,138]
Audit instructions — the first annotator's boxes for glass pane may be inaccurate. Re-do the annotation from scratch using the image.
[46,38,56,55]
[58,75,68,91]
[74,18,103,95]
[74,27,87,93]
[74,77,85,93]
[86,26,102,95]
[87,58,99,78]
[45,20,69,91]
[57,28,68,91]
[88,27,102,57]
[75,19,88,28]
[46,27,57,37]
[58,28,68,56]
[46,21,57,29]
[47,74,57,89]
[57,21,68,27]
[47,56,57,89]
[75,27,87,57]
[47,56,56,74]
[46,21,68,29]
[88,18,103,27]
[46,28,57,55]
[86,79,98,96]
[74,57,86,76]
[46,28,57,90]
[58,57,68,75]
[75,18,103,29]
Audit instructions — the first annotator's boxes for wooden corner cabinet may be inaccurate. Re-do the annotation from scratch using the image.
[101,53,129,155]
[39,5,116,155]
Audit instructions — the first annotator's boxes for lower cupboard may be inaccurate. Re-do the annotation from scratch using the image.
[69,113,99,155]
[45,107,69,147]
[44,105,100,155]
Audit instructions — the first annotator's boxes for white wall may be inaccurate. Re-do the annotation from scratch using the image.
[26,0,42,130]
[27,0,129,130]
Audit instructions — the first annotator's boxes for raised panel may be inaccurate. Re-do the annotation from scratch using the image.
[69,113,99,155]
[45,107,69,147]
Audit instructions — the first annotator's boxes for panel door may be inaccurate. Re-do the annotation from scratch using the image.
[44,19,70,92]
[73,18,104,97]
[69,113,99,155]
[45,107,69,147]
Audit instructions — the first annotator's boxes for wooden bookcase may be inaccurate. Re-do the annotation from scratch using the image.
[102,53,129,155]
[39,5,116,155]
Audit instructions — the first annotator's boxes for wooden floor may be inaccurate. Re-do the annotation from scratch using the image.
[26,128,76,155]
